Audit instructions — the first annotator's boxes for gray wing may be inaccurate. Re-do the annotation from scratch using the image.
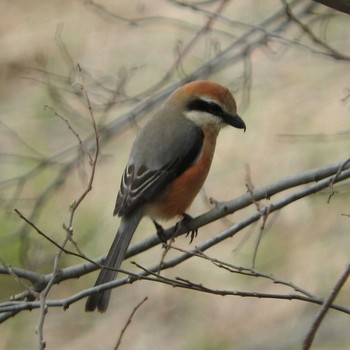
[114,116,204,216]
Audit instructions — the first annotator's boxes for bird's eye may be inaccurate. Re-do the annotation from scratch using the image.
[207,102,223,116]
[187,98,223,116]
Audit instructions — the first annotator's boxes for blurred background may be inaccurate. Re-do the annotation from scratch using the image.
[0,0,349,349]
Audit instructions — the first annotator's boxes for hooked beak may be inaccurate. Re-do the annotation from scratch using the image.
[224,113,246,132]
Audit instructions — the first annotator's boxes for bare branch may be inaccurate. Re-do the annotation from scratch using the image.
[313,0,350,14]
[303,262,350,349]
[1,1,349,347]
[34,64,100,350]
[114,297,148,350]
[1,159,350,322]
[282,0,349,60]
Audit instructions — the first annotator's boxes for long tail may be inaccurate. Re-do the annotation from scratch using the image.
[85,211,143,312]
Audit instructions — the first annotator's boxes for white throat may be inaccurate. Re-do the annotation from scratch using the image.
[184,110,223,133]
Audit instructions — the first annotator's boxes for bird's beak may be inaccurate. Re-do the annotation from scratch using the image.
[224,113,246,132]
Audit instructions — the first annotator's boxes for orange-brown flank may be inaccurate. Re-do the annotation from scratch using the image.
[146,127,217,219]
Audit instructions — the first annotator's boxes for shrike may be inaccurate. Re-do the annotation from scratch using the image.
[85,80,246,312]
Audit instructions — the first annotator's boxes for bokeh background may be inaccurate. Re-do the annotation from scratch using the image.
[0,0,349,349]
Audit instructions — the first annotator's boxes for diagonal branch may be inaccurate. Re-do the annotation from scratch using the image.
[1,158,350,322]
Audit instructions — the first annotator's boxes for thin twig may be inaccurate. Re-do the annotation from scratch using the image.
[34,64,100,350]
[327,158,350,203]
[281,0,349,60]
[303,262,350,349]
[170,247,316,298]
[114,297,148,350]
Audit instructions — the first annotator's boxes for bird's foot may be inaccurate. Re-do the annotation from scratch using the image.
[153,219,168,244]
[175,213,198,244]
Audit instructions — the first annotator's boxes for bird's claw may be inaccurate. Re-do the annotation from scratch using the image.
[153,220,167,244]
[176,213,198,244]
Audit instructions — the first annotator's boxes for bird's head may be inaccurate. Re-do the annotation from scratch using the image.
[166,80,246,133]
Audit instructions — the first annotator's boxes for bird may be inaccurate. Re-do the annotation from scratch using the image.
[85,80,246,312]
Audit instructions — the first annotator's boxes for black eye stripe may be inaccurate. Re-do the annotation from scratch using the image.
[187,98,224,117]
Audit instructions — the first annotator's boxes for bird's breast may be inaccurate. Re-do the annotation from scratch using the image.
[145,128,218,219]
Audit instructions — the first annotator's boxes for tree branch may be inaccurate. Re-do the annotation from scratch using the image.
[313,0,350,14]
[1,158,350,321]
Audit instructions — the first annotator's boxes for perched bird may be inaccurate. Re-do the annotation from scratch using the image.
[85,80,246,312]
